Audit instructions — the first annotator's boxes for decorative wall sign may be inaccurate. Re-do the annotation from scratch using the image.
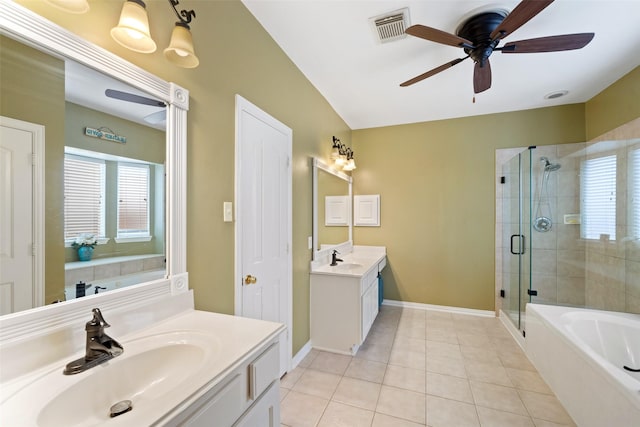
[85,127,126,144]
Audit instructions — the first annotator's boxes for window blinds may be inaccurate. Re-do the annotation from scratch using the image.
[580,154,617,240]
[64,155,105,239]
[117,163,150,237]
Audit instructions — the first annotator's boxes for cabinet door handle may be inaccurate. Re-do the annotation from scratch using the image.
[244,275,257,285]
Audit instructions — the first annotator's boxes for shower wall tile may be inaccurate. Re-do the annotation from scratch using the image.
[556,224,583,250]
[556,196,579,218]
[531,275,557,302]
[585,281,625,311]
[557,277,586,306]
[627,240,640,262]
[557,250,586,278]
[626,294,640,314]
[626,259,640,298]
[531,249,557,275]
[531,231,556,250]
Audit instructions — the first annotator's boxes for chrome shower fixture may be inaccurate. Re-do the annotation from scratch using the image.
[540,156,561,171]
[533,156,561,232]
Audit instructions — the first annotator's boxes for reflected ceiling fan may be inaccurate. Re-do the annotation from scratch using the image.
[105,89,167,125]
[400,0,594,93]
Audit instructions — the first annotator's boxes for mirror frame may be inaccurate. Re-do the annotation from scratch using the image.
[312,158,352,261]
[0,0,188,340]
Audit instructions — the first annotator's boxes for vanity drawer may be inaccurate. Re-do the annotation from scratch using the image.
[249,342,279,400]
[182,373,244,427]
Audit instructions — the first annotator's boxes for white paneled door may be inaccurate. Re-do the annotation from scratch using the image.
[235,96,292,377]
[0,116,44,314]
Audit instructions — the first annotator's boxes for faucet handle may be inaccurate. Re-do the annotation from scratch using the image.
[87,308,110,330]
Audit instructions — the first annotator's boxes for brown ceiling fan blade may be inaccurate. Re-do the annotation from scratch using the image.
[400,57,468,87]
[490,0,554,40]
[473,60,492,94]
[406,25,473,47]
[501,33,595,53]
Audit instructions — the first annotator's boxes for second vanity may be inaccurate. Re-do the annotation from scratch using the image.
[310,245,386,355]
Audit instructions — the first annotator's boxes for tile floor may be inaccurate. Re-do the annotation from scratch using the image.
[280,305,575,427]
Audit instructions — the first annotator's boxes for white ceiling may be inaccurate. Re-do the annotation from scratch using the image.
[241,0,640,130]
[65,60,166,130]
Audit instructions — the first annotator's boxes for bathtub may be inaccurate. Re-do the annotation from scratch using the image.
[526,304,640,427]
[65,269,166,300]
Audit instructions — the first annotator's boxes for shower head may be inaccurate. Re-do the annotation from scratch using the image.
[540,157,561,171]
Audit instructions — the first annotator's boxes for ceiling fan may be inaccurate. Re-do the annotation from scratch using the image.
[105,89,167,125]
[400,0,594,93]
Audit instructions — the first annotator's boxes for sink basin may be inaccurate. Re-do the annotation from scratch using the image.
[2,331,220,426]
[331,262,364,272]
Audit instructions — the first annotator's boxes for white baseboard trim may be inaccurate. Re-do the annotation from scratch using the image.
[498,309,525,350]
[291,340,312,369]
[382,299,495,318]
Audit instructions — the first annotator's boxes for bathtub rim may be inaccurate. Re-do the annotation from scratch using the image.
[527,303,640,411]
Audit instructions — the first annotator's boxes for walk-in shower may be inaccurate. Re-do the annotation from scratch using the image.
[497,138,640,335]
[532,157,561,232]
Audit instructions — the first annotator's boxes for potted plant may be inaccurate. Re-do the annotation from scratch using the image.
[72,233,98,261]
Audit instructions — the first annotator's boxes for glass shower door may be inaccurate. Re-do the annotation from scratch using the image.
[501,149,533,331]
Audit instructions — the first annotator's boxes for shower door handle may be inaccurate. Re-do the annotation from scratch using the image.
[510,234,525,255]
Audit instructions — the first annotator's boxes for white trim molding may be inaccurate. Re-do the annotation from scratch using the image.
[382,299,495,317]
[0,0,189,341]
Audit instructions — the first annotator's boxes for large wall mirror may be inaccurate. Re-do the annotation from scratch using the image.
[312,158,352,260]
[0,1,188,320]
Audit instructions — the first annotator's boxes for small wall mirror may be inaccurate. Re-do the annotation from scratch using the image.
[312,158,352,260]
[0,1,188,319]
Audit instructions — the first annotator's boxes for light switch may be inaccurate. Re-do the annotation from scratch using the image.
[223,202,233,222]
[308,236,313,250]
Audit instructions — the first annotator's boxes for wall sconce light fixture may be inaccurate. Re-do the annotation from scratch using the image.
[331,136,356,171]
[111,0,199,68]
[46,0,199,68]
[111,0,156,53]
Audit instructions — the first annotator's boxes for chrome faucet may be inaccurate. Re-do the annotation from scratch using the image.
[63,308,123,375]
[330,250,343,266]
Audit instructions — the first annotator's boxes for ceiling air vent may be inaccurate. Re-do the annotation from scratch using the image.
[370,8,410,44]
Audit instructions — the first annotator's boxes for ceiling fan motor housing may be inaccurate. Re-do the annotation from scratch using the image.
[457,11,507,64]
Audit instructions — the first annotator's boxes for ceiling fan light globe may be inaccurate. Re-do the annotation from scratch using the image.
[164,24,200,68]
[111,0,157,53]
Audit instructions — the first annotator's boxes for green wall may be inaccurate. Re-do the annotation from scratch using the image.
[0,35,65,304]
[585,66,640,140]
[352,105,586,310]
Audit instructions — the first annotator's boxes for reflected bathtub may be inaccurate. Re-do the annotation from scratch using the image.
[526,304,640,427]
[65,269,166,300]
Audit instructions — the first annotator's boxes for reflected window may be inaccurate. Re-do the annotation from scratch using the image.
[117,163,150,239]
[580,154,617,240]
[64,154,106,239]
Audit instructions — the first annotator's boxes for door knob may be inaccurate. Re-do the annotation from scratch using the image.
[244,275,257,285]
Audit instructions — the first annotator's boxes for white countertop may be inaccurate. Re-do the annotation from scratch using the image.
[0,310,285,426]
[311,245,386,277]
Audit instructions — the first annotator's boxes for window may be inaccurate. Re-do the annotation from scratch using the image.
[117,163,150,239]
[64,154,106,240]
[580,154,617,240]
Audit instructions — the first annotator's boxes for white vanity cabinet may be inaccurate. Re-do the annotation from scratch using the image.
[167,340,280,427]
[310,252,386,354]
